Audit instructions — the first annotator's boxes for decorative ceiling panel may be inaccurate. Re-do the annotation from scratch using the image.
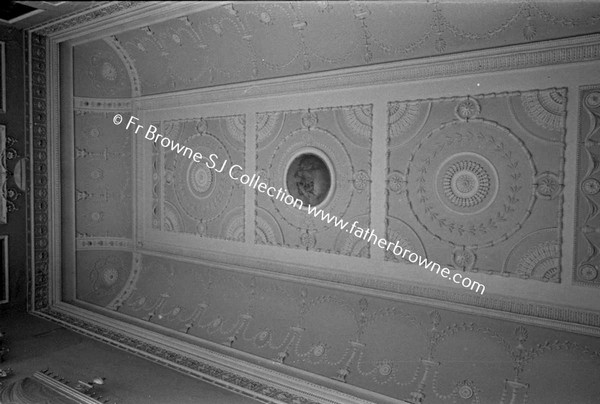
[255,105,372,255]
[386,89,565,282]
[153,116,246,241]
[72,1,600,97]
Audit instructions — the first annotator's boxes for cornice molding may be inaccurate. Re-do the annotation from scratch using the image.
[34,305,408,404]
[33,371,106,404]
[29,1,145,36]
[28,32,51,311]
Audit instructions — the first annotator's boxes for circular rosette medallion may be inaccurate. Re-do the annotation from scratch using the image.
[436,152,498,215]
[174,132,234,222]
[406,120,535,248]
[268,128,352,231]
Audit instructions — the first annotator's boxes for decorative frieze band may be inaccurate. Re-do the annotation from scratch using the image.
[137,34,600,110]
[76,236,133,250]
[137,247,600,336]
[74,97,132,111]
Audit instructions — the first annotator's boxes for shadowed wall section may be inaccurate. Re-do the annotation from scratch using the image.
[0,26,28,310]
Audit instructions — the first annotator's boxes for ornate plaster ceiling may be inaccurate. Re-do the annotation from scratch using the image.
[73,1,600,98]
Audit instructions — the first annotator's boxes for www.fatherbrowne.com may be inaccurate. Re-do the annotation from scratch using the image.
[114,114,485,295]
[305,207,485,295]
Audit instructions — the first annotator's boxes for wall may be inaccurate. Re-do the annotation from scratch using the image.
[0,26,27,310]
[52,3,600,404]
